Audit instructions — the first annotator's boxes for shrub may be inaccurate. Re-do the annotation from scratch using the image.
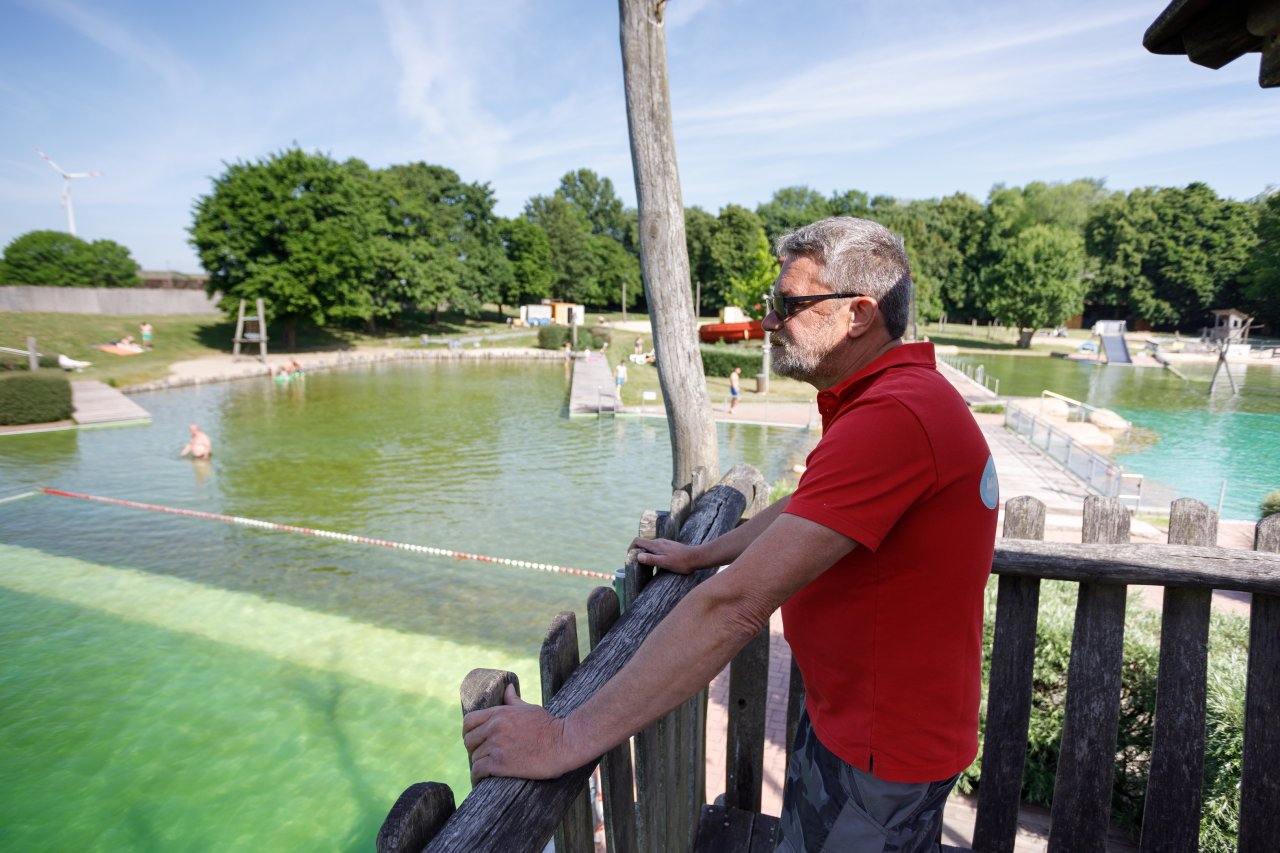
[536,324,602,351]
[1261,490,1280,518]
[972,403,1006,415]
[699,344,762,377]
[0,373,73,424]
[962,580,1248,850]
[537,325,570,350]
[588,326,613,348]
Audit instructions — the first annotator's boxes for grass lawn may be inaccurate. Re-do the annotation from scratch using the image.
[0,310,534,387]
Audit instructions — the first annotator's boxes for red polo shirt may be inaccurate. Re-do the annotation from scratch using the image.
[782,342,998,783]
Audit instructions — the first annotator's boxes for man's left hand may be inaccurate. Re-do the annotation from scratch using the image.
[462,683,576,784]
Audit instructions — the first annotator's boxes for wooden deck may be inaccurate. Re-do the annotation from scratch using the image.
[71,381,151,427]
[567,353,618,416]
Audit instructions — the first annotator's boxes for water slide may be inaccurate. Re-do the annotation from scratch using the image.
[1100,334,1132,364]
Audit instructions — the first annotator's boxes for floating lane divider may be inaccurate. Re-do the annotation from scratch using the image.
[41,488,613,581]
[0,491,40,505]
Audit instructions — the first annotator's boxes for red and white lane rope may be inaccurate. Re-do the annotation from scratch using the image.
[41,488,613,581]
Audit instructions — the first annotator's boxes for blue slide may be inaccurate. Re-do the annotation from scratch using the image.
[1100,335,1132,364]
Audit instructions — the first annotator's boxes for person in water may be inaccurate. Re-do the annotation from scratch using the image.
[179,424,213,459]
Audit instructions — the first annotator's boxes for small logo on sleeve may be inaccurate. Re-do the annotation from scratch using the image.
[980,455,999,510]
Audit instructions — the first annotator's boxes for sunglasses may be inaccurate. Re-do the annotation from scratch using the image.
[764,292,864,321]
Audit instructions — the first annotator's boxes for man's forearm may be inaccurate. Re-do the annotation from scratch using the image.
[689,494,790,569]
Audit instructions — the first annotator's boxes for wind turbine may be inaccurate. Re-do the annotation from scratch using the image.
[36,148,101,237]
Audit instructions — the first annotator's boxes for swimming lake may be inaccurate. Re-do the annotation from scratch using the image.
[947,351,1280,520]
[0,360,815,851]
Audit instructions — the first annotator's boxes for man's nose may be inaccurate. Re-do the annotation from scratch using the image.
[762,311,782,332]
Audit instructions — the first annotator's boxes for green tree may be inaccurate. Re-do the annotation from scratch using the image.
[590,233,642,311]
[556,169,626,240]
[0,230,139,287]
[1243,190,1280,335]
[724,239,779,319]
[985,224,1087,347]
[755,185,831,242]
[827,188,873,219]
[354,160,465,329]
[499,216,554,311]
[1087,183,1257,329]
[525,194,600,305]
[708,204,770,310]
[190,148,375,349]
[683,206,718,314]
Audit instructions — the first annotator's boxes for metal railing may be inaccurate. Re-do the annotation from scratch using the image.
[1005,400,1144,511]
[937,353,1000,396]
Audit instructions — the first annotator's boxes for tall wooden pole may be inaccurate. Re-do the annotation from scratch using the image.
[619,0,719,489]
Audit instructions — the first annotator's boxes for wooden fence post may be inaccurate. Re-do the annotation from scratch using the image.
[725,626,769,812]
[377,783,456,853]
[1239,514,1280,852]
[589,586,636,853]
[1140,498,1215,852]
[542,612,594,853]
[1048,496,1130,853]
[973,495,1046,853]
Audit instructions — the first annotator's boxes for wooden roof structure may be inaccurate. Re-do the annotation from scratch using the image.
[1144,0,1280,87]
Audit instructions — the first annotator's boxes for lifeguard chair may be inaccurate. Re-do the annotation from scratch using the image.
[232,298,268,362]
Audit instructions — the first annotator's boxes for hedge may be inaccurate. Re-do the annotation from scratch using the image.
[0,373,73,424]
[536,325,603,351]
[699,344,764,377]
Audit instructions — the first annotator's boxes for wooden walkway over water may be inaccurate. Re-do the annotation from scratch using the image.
[71,381,151,427]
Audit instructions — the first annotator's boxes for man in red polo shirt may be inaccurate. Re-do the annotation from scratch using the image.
[464,217,998,852]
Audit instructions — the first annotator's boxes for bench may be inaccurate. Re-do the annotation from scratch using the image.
[376,467,1280,852]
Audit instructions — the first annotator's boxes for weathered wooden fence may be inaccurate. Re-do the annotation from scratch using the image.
[377,469,1280,853]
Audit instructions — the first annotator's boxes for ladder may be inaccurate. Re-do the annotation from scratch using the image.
[232,298,268,362]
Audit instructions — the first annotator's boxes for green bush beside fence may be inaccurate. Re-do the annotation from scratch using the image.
[0,373,73,424]
[961,579,1247,851]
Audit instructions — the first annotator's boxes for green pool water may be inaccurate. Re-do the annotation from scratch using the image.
[0,360,816,851]
[948,352,1280,519]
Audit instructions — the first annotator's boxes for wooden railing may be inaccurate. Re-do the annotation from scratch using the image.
[376,470,1280,853]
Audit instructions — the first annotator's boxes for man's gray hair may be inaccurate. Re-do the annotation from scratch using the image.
[774,217,912,339]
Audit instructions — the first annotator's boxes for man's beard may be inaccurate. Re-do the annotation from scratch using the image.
[770,325,838,383]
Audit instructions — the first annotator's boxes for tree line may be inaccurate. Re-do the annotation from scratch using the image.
[3,146,1276,347]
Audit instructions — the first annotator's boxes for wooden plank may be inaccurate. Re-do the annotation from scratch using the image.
[541,611,594,853]
[692,804,778,852]
[1239,515,1280,852]
[973,496,1045,853]
[1048,497,1130,853]
[693,804,754,853]
[784,657,804,770]
[746,811,780,852]
[588,587,636,853]
[725,626,769,812]
[1182,2,1262,69]
[992,540,1280,595]
[1140,499,1214,853]
[423,466,763,853]
[376,782,456,853]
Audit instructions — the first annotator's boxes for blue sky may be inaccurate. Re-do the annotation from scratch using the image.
[2,0,1276,272]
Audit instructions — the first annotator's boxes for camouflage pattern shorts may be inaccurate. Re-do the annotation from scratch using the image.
[777,710,957,853]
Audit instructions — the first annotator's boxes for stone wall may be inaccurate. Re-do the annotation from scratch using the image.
[0,285,222,315]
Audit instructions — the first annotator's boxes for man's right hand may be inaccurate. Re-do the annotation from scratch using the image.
[629,538,704,574]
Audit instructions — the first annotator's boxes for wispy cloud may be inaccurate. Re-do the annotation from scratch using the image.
[1022,102,1280,169]
[20,0,190,89]
[376,0,524,175]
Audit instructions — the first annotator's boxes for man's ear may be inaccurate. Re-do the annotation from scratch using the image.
[845,297,878,339]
